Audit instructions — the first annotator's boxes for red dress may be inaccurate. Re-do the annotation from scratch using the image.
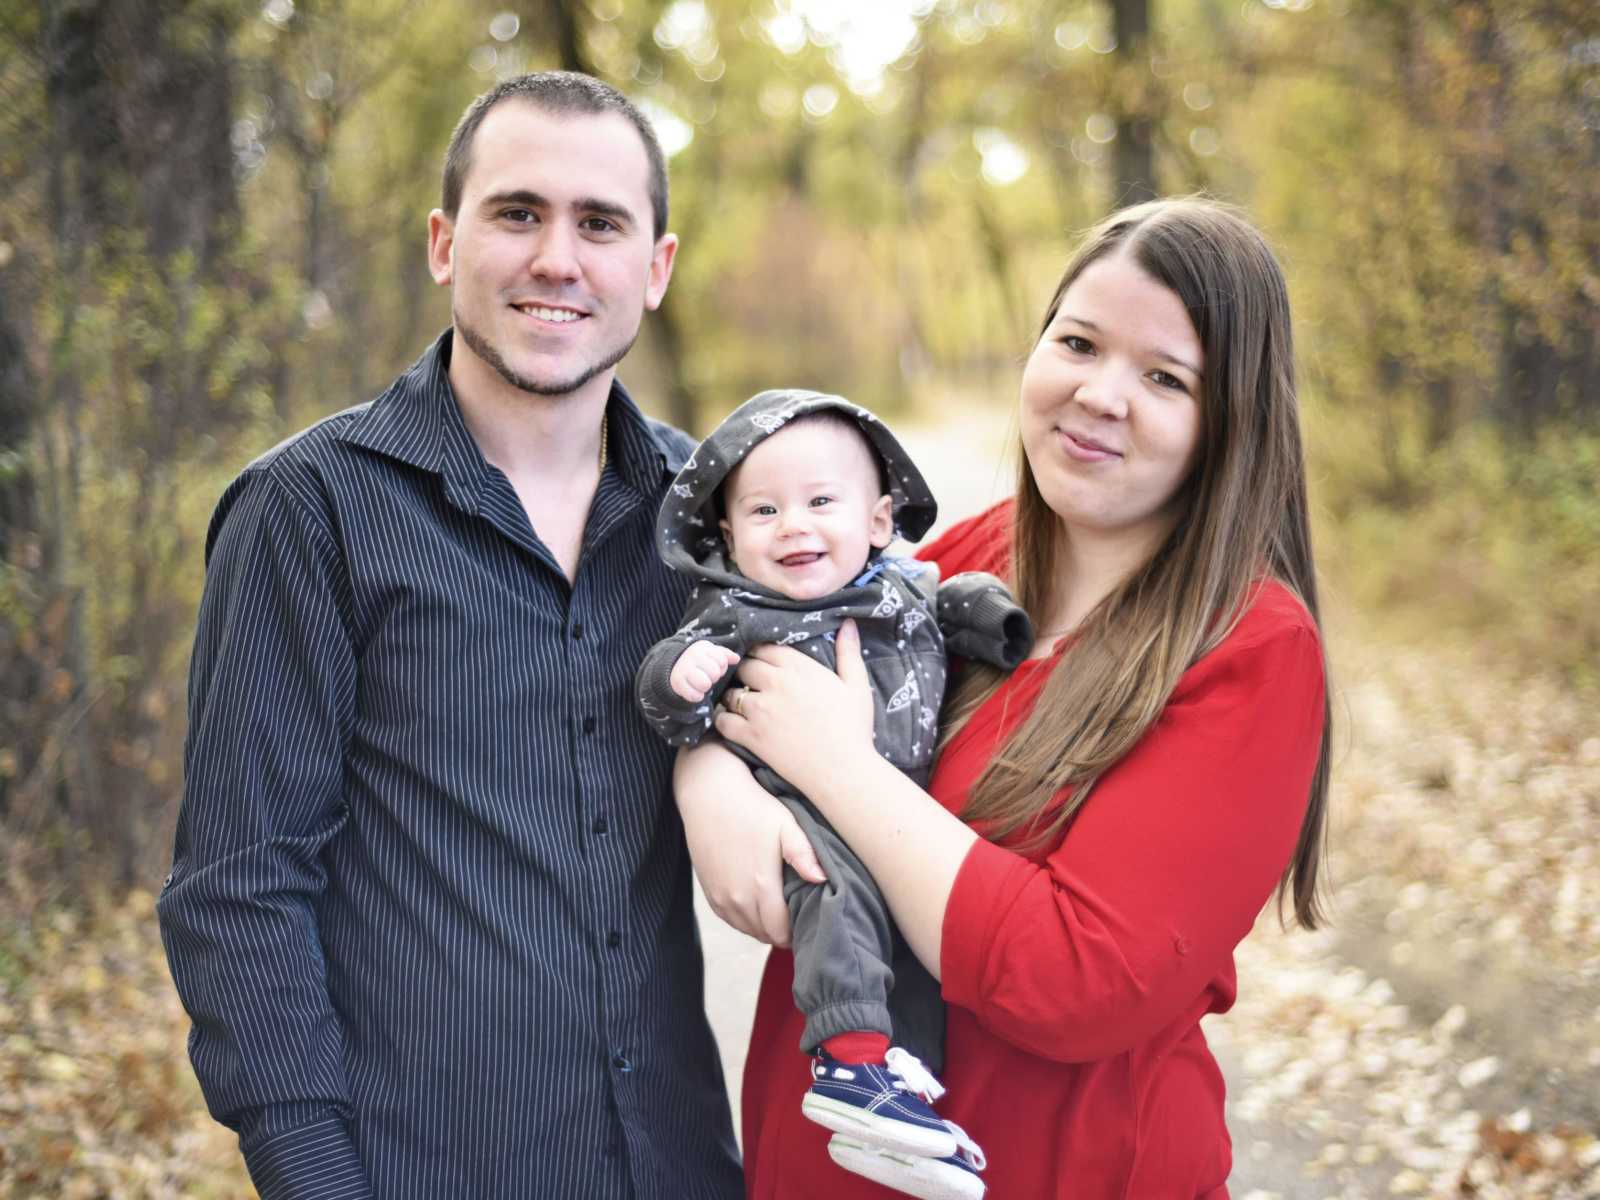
[741,502,1327,1199]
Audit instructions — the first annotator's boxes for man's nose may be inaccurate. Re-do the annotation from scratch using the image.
[528,223,581,283]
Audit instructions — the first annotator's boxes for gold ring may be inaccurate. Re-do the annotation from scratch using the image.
[728,688,745,717]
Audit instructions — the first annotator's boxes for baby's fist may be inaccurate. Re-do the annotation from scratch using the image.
[668,641,741,703]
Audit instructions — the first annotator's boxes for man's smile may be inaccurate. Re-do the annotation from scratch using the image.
[512,302,586,323]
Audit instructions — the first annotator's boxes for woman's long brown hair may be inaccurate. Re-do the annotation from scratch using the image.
[944,197,1332,928]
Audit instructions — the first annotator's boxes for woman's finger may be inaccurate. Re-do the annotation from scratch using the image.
[732,654,780,691]
[742,643,816,668]
[833,619,868,689]
[713,707,747,746]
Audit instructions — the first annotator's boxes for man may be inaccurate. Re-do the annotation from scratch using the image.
[158,72,747,1199]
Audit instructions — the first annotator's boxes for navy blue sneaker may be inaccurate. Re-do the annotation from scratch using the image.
[800,1047,958,1158]
[828,1122,988,1200]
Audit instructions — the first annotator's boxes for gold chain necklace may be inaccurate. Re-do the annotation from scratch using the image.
[598,413,608,472]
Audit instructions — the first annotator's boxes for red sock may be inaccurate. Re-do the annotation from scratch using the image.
[821,1031,890,1064]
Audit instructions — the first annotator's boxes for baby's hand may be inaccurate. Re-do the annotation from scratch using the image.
[669,641,742,703]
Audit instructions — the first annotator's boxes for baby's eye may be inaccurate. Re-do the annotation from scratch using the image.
[752,504,778,517]
[809,496,834,508]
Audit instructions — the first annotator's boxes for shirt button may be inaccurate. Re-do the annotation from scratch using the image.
[571,622,585,640]
[592,816,609,835]
[606,930,621,948]
[612,1053,632,1072]
[582,716,597,735]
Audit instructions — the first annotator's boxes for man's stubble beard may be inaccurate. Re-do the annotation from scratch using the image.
[454,309,638,399]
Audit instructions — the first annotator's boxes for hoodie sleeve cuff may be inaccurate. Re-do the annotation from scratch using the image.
[637,642,703,716]
[939,574,1033,669]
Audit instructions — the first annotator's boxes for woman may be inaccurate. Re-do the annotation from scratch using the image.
[680,197,1331,1198]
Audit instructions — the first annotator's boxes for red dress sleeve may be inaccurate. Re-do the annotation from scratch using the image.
[937,582,1326,1062]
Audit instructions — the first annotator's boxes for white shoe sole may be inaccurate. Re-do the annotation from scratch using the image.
[801,1093,959,1158]
[828,1136,986,1200]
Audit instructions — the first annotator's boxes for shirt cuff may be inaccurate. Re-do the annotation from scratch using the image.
[940,837,1033,1014]
[243,1113,372,1200]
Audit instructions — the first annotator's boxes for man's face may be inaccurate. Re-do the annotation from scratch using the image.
[427,101,676,403]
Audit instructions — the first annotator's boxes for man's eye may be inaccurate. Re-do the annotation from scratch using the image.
[502,209,537,224]
[582,217,619,234]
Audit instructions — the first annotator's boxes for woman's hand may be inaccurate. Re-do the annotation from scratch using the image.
[715,620,877,800]
[674,740,825,946]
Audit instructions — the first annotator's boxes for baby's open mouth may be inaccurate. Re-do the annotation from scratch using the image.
[779,552,824,567]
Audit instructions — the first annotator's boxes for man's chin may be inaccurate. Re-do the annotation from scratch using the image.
[455,317,634,400]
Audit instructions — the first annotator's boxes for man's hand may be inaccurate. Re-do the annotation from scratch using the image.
[669,640,742,703]
[674,741,825,946]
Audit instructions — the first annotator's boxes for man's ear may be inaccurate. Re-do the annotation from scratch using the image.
[644,233,679,311]
[868,494,894,549]
[427,209,455,286]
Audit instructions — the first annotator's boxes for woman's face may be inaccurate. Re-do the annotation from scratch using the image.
[1019,251,1204,549]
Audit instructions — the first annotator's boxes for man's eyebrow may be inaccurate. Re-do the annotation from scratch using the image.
[479,189,638,226]
[1059,312,1201,377]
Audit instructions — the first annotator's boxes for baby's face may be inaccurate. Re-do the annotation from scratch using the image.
[719,419,893,600]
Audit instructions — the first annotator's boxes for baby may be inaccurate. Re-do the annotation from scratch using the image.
[636,390,1030,1200]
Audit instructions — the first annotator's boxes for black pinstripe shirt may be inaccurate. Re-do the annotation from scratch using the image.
[158,333,742,1200]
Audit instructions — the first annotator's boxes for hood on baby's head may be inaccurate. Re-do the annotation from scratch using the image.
[654,389,939,589]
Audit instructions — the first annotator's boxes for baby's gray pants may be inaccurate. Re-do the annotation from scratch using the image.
[757,763,946,1074]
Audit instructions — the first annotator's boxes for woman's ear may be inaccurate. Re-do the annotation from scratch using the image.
[868,494,894,549]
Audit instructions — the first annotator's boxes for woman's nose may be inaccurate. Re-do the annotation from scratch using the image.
[1075,364,1131,419]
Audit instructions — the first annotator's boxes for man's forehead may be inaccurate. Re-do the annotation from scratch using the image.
[464,101,651,202]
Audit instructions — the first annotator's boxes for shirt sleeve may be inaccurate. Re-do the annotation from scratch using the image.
[939,605,1325,1063]
[156,467,373,1198]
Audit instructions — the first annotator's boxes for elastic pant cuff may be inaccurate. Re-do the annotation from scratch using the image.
[798,1000,894,1056]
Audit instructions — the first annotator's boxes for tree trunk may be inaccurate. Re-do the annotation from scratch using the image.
[1109,0,1157,205]
[541,0,594,75]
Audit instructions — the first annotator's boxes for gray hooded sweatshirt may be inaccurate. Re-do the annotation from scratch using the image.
[635,389,1030,1065]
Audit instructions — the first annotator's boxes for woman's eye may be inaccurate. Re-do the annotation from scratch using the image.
[1062,335,1093,354]
[1150,370,1188,392]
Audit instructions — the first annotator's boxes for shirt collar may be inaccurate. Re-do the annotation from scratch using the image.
[338,329,678,504]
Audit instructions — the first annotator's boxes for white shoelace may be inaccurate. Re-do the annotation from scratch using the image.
[884,1047,946,1103]
[943,1119,987,1170]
